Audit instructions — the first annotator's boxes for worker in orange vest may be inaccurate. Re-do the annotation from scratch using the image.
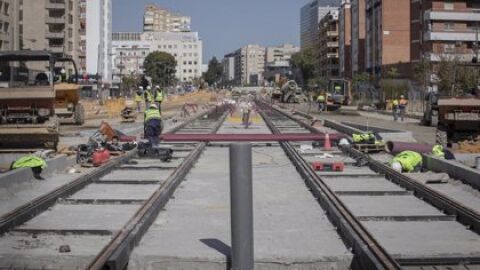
[399,95,408,122]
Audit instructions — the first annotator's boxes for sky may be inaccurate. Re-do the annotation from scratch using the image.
[113,0,312,64]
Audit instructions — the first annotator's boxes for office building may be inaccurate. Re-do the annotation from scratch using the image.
[0,0,20,51]
[144,4,191,32]
[339,0,352,79]
[351,0,366,76]
[265,44,300,64]
[300,0,341,50]
[317,10,340,78]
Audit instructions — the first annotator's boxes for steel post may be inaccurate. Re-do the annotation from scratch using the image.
[230,143,254,270]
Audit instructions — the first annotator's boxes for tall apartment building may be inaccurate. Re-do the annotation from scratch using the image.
[317,10,340,78]
[21,0,80,73]
[144,4,191,33]
[222,53,235,82]
[365,0,411,78]
[86,0,112,83]
[78,0,86,73]
[265,44,300,64]
[351,0,366,76]
[339,0,352,79]
[411,0,480,66]
[300,0,341,50]
[111,32,203,83]
[0,0,20,51]
[231,45,266,86]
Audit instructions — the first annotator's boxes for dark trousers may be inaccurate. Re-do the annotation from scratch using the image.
[145,119,163,145]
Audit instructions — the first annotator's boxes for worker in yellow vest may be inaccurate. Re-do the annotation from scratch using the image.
[392,98,399,121]
[390,151,423,173]
[317,92,326,112]
[11,155,47,180]
[144,103,162,145]
[431,144,455,160]
[154,85,164,113]
[135,86,144,112]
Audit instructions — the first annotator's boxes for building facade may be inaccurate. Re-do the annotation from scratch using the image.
[222,53,235,83]
[351,0,366,77]
[265,44,300,64]
[143,4,191,33]
[22,0,80,60]
[111,32,203,83]
[78,0,86,73]
[86,0,112,83]
[231,44,266,86]
[0,0,20,51]
[300,0,341,50]
[339,0,352,79]
[317,10,340,78]
[365,0,411,78]
[411,0,480,66]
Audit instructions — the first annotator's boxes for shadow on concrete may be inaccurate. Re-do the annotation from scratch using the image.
[200,238,231,269]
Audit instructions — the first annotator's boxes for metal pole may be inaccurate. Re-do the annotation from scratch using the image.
[229,143,254,270]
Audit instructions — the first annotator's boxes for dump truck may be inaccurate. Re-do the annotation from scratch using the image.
[422,63,480,144]
[54,57,85,125]
[278,80,307,103]
[0,51,61,149]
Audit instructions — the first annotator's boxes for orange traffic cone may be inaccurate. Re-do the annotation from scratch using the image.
[324,133,332,151]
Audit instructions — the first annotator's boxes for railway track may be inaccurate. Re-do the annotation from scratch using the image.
[258,101,480,269]
[0,106,229,270]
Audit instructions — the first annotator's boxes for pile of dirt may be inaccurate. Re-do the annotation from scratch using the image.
[453,138,480,153]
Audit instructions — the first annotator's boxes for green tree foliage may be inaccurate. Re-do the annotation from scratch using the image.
[291,49,315,85]
[121,73,140,96]
[143,51,177,86]
[203,57,223,86]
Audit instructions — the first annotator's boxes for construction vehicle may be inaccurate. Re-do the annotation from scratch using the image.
[422,63,480,144]
[277,80,307,103]
[0,51,60,149]
[53,58,85,125]
[328,79,351,106]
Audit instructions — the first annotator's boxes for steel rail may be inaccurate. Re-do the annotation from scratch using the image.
[87,111,229,270]
[257,101,401,270]
[0,106,221,236]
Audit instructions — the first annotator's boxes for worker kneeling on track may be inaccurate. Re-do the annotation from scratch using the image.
[11,155,47,180]
[390,150,423,173]
[138,103,172,162]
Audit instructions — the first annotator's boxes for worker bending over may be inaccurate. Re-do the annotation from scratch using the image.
[144,103,163,145]
[11,155,47,180]
[390,150,423,173]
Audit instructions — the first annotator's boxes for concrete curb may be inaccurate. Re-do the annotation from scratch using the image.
[423,155,480,190]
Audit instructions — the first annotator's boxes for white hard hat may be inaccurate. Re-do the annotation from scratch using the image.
[139,86,144,90]
[400,95,404,98]
[147,86,152,90]
[339,138,350,146]
[149,103,158,109]
[391,161,402,172]
[155,85,160,89]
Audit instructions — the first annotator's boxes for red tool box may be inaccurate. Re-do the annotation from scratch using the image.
[311,161,344,172]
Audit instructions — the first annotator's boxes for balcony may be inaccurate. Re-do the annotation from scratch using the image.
[46,1,65,9]
[425,10,480,22]
[327,41,338,48]
[49,46,65,53]
[427,52,477,62]
[327,52,339,58]
[45,16,65,24]
[327,31,338,37]
[45,30,64,39]
[424,31,477,41]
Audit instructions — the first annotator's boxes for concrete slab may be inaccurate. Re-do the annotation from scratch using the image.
[0,232,111,269]
[339,195,445,218]
[322,177,405,192]
[68,183,159,201]
[362,220,480,259]
[316,166,375,176]
[120,158,184,168]
[129,147,352,270]
[422,179,480,213]
[100,169,173,182]
[17,204,139,233]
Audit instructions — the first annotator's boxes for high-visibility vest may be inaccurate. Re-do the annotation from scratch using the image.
[392,99,399,106]
[144,108,161,122]
[391,151,422,172]
[432,145,445,158]
[12,156,47,169]
[155,90,163,102]
[317,95,325,102]
[352,133,375,144]
[135,92,143,102]
[145,91,154,102]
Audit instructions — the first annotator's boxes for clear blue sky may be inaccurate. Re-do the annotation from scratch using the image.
[113,0,311,64]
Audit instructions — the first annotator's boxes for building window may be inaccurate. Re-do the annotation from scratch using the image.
[444,44,455,53]
[444,0,454,10]
[444,22,454,31]
[188,61,192,65]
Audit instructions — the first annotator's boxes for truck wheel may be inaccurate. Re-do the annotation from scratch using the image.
[74,104,85,125]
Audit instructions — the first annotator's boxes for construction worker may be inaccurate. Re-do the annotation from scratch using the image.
[392,98,399,121]
[135,86,144,113]
[390,150,423,173]
[144,103,163,145]
[352,132,383,145]
[154,85,164,113]
[399,95,408,122]
[431,144,456,160]
[144,86,154,109]
[317,92,326,112]
[11,155,47,180]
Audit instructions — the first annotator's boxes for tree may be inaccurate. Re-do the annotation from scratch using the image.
[291,49,315,86]
[203,57,223,86]
[143,51,177,87]
[121,73,140,97]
